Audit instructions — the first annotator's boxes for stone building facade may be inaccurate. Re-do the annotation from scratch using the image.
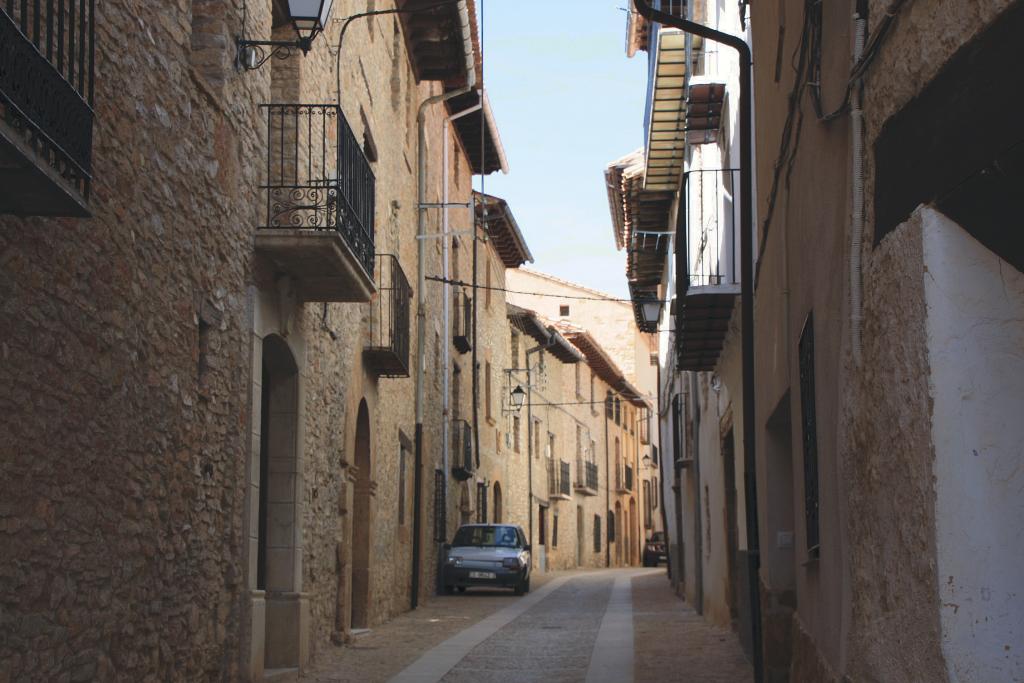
[619,0,1024,681]
[0,0,511,680]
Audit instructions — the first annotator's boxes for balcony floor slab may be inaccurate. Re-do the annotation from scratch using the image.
[255,229,375,303]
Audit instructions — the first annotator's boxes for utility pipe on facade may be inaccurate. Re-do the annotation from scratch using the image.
[524,336,554,554]
[632,2,762,679]
[413,0,475,610]
[850,9,867,364]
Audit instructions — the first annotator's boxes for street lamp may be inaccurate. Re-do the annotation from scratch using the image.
[509,385,526,413]
[237,0,335,70]
[639,297,662,329]
[642,453,652,469]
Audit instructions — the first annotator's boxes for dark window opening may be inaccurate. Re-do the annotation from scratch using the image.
[559,305,570,317]
[798,313,820,557]
[593,515,602,553]
[552,514,559,547]
[539,505,547,546]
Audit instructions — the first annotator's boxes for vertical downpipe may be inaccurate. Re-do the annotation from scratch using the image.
[850,11,866,365]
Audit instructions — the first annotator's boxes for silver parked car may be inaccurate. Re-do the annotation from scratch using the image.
[443,524,532,595]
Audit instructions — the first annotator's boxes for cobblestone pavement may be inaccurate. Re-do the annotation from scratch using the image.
[301,568,752,683]
[632,571,752,682]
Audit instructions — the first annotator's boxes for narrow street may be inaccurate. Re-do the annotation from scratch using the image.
[302,569,751,683]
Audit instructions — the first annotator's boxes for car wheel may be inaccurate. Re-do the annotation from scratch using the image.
[457,586,467,593]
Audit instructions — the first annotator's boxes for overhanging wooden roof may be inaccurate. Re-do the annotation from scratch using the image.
[605,150,673,332]
[446,89,508,175]
[396,0,479,85]
[475,192,533,268]
[506,304,582,364]
[561,327,649,408]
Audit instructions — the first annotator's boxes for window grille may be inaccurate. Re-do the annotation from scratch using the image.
[476,482,488,524]
[552,514,559,547]
[433,469,446,542]
[608,510,616,542]
[799,313,821,556]
[593,516,602,553]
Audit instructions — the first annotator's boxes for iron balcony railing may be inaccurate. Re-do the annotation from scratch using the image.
[1,0,95,199]
[451,419,474,479]
[452,287,471,353]
[548,459,571,498]
[682,168,740,290]
[260,104,375,279]
[365,254,412,377]
[576,457,598,492]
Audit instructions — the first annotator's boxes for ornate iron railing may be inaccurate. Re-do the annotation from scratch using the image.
[260,103,375,279]
[682,168,740,289]
[0,0,95,197]
[365,254,411,377]
[576,458,599,491]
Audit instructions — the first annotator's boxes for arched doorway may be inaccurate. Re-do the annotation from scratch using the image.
[351,400,372,629]
[258,335,301,669]
[628,498,637,566]
[493,482,503,523]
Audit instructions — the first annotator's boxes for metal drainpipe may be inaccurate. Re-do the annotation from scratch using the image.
[632,3,762,679]
[414,0,476,610]
[690,372,703,615]
[524,337,553,555]
[604,402,611,568]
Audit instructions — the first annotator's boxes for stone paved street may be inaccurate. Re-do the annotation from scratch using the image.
[301,569,751,683]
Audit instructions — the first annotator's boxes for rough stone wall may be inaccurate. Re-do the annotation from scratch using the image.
[843,214,947,682]
[0,0,272,679]
[0,0,476,679]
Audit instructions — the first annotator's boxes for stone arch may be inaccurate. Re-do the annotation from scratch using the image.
[351,399,372,629]
[257,334,303,670]
[493,481,503,523]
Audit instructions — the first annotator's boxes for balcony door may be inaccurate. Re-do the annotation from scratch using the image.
[351,400,372,630]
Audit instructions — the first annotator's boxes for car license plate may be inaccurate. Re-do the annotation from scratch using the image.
[469,571,495,579]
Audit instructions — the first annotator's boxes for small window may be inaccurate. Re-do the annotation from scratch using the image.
[593,515,602,553]
[485,361,493,420]
[799,312,821,557]
[476,482,488,524]
[559,304,570,317]
[607,510,616,542]
[485,263,492,309]
[539,506,547,546]
[552,514,559,547]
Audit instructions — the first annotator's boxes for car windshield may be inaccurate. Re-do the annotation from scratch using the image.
[452,526,520,548]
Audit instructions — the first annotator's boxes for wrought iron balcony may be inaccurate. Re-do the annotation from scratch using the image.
[364,254,411,377]
[574,458,599,496]
[676,168,741,371]
[451,419,474,481]
[0,1,95,216]
[616,464,634,494]
[452,287,471,354]
[548,459,572,500]
[255,104,376,303]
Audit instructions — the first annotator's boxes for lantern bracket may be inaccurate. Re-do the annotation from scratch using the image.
[236,36,315,71]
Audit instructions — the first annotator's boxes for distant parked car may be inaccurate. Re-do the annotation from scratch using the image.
[643,531,667,567]
[443,524,532,595]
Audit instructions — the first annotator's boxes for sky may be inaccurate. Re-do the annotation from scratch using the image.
[476,1,648,299]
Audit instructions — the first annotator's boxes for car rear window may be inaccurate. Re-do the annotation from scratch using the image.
[452,526,520,548]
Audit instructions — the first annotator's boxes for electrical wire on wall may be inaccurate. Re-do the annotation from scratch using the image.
[758,0,914,271]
